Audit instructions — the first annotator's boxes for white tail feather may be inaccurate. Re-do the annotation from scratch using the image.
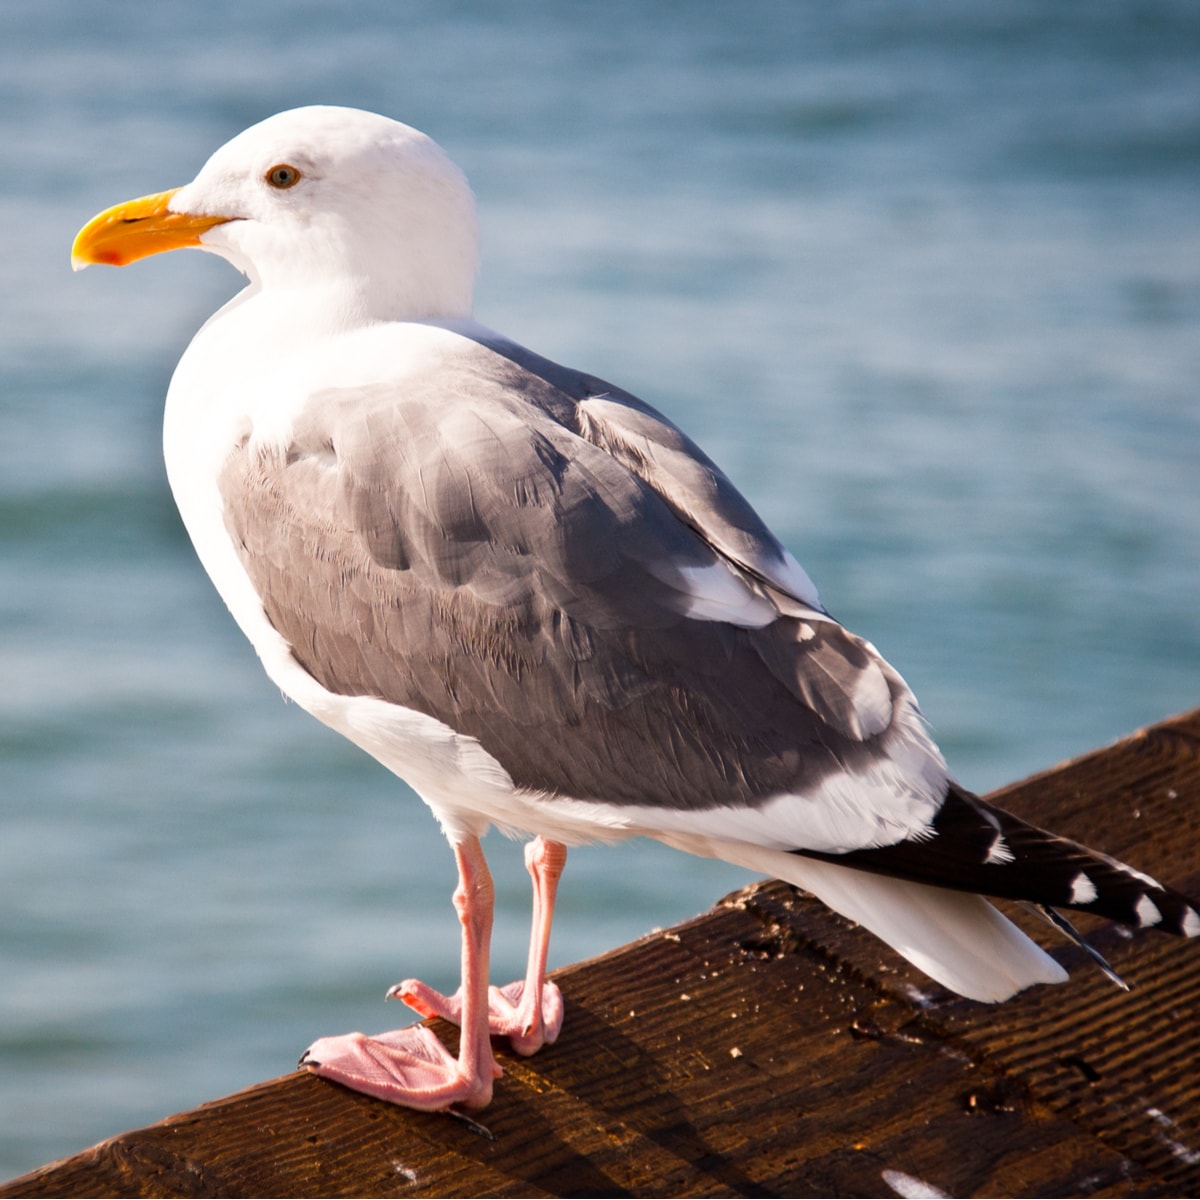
[665,835,1068,1002]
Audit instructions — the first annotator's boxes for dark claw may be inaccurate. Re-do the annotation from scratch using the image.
[446,1109,496,1140]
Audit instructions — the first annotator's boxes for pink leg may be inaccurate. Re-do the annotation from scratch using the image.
[394,836,567,1056]
[300,835,500,1110]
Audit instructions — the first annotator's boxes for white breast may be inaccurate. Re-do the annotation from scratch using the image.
[163,294,529,838]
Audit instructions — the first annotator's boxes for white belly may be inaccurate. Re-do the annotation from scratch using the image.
[161,302,547,841]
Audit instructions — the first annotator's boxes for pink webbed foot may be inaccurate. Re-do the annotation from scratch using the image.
[301,835,501,1112]
[300,836,566,1109]
[300,1024,496,1111]
[389,837,569,1057]
[389,976,564,1057]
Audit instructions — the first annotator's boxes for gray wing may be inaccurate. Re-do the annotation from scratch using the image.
[470,331,825,613]
[221,336,921,812]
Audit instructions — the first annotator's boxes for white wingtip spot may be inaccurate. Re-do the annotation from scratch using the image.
[1182,907,1200,938]
[984,834,1014,865]
[1069,871,1098,905]
[1136,893,1163,928]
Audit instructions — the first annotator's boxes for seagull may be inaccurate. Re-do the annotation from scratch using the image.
[72,105,1199,1112]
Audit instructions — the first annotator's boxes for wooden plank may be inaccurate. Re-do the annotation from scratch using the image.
[4,709,1199,1199]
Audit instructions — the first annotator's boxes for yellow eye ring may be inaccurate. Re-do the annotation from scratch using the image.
[265,164,301,189]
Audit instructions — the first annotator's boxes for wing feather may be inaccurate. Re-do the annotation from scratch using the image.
[220,333,944,831]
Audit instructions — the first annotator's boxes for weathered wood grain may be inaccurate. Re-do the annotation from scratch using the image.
[4,709,1198,1198]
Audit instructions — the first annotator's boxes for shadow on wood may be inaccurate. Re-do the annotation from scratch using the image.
[4,709,1199,1198]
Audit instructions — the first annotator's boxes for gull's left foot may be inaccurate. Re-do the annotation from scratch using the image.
[390,977,564,1056]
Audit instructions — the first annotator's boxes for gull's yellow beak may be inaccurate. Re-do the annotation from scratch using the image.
[71,188,231,271]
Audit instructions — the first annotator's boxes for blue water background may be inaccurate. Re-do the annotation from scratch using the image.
[2,0,1198,1179]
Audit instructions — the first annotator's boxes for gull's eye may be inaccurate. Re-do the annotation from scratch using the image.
[265,164,302,189]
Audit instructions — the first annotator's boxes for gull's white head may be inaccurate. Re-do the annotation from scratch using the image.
[73,106,479,322]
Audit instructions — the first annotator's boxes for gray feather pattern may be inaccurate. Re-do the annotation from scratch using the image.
[222,336,915,811]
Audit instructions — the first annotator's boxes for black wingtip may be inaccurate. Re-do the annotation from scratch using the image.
[1026,903,1131,991]
[795,781,1200,941]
